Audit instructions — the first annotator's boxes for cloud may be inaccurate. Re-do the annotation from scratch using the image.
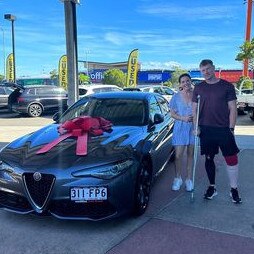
[141,61,181,70]
[138,4,239,20]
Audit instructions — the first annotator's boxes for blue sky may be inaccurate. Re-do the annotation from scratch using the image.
[0,0,250,77]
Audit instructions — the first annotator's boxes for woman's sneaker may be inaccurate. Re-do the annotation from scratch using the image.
[230,188,242,204]
[204,185,218,200]
[172,177,183,191]
[185,179,193,192]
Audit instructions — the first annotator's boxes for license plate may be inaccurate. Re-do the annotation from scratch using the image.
[70,187,107,202]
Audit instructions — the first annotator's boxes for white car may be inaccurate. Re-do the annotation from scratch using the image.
[138,85,175,102]
[79,84,123,98]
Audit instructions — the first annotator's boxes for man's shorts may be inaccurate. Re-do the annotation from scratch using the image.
[199,125,240,157]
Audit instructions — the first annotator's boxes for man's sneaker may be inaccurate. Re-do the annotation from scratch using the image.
[230,188,242,204]
[185,179,193,192]
[172,177,183,191]
[204,185,218,200]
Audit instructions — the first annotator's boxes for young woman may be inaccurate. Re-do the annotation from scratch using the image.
[169,73,194,191]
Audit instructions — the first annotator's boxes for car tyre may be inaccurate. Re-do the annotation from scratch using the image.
[133,160,152,216]
[28,103,43,117]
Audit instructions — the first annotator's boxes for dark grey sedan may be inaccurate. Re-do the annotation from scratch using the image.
[0,91,174,220]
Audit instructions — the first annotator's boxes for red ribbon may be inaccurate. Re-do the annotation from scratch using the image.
[36,116,112,156]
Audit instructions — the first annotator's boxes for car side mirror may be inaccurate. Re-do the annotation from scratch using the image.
[153,113,164,124]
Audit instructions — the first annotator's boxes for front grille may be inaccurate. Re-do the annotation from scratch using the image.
[49,200,116,220]
[0,190,32,212]
[23,173,55,209]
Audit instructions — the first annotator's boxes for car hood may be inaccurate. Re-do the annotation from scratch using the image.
[0,123,146,169]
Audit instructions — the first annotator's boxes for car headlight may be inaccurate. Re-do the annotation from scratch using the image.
[72,159,134,180]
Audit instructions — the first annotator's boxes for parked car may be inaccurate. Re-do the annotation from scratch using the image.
[0,84,15,108]
[8,85,68,117]
[0,91,174,220]
[138,85,175,102]
[79,84,122,98]
[191,77,205,85]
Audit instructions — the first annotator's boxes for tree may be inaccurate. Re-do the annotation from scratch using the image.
[50,69,58,79]
[79,73,90,85]
[235,38,254,71]
[170,67,188,89]
[102,68,126,87]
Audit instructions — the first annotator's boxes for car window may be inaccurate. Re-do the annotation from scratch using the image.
[111,87,122,91]
[60,98,147,126]
[0,87,5,95]
[164,87,174,95]
[24,88,35,95]
[156,96,170,116]
[5,87,14,95]
[36,88,53,95]
[52,88,67,95]
[149,95,162,120]
[79,88,88,96]
[141,87,150,92]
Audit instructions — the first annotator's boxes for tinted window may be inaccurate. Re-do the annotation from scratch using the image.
[24,88,35,95]
[149,95,162,120]
[60,98,147,126]
[0,87,5,94]
[156,96,170,116]
[79,88,88,95]
[36,88,53,95]
[164,87,174,95]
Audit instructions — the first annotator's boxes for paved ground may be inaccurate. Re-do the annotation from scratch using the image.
[0,111,253,254]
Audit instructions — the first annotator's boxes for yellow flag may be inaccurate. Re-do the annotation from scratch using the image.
[6,53,14,82]
[58,55,68,89]
[126,49,139,87]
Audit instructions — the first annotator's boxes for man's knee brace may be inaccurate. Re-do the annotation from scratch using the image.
[224,154,238,166]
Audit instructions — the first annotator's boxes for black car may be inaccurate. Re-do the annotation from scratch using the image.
[8,85,68,117]
[0,91,174,220]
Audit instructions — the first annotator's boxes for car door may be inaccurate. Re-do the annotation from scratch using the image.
[0,87,8,107]
[0,87,13,107]
[147,95,173,174]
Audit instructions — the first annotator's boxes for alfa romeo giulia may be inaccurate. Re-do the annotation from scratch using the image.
[0,91,174,220]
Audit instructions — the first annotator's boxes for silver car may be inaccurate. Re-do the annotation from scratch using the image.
[138,85,175,102]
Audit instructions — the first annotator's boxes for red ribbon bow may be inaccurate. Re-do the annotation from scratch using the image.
[36,116,112,156]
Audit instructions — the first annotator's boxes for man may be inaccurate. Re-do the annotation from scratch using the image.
[192,59,242,204]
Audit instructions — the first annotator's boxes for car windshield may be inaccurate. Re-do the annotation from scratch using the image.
[59,97,147,126]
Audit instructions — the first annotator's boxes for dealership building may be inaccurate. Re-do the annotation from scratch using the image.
[79,61,252,84]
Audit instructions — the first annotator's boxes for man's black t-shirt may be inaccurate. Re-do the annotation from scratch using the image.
[192,79,237,127]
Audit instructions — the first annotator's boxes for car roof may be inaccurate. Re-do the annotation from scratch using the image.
[23,85,63,88]
[89,91,157,100]
[79,84,121,89]
[137,85,173,89]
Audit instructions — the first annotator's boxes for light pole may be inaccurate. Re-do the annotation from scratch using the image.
[60,0,79,106]
[85,49,90,76]
[0,26,5,79]
[243,0,253,77]
[4,14,16,83]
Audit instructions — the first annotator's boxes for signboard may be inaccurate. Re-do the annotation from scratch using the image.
[58,55,68,88]
[6,53,14,82]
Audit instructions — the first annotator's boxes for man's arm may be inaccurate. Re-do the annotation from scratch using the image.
[228,100,237,130]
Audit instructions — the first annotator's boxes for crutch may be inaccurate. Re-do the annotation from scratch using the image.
[191,95,200,202]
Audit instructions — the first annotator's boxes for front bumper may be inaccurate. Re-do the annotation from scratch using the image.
[0,165,137,221]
